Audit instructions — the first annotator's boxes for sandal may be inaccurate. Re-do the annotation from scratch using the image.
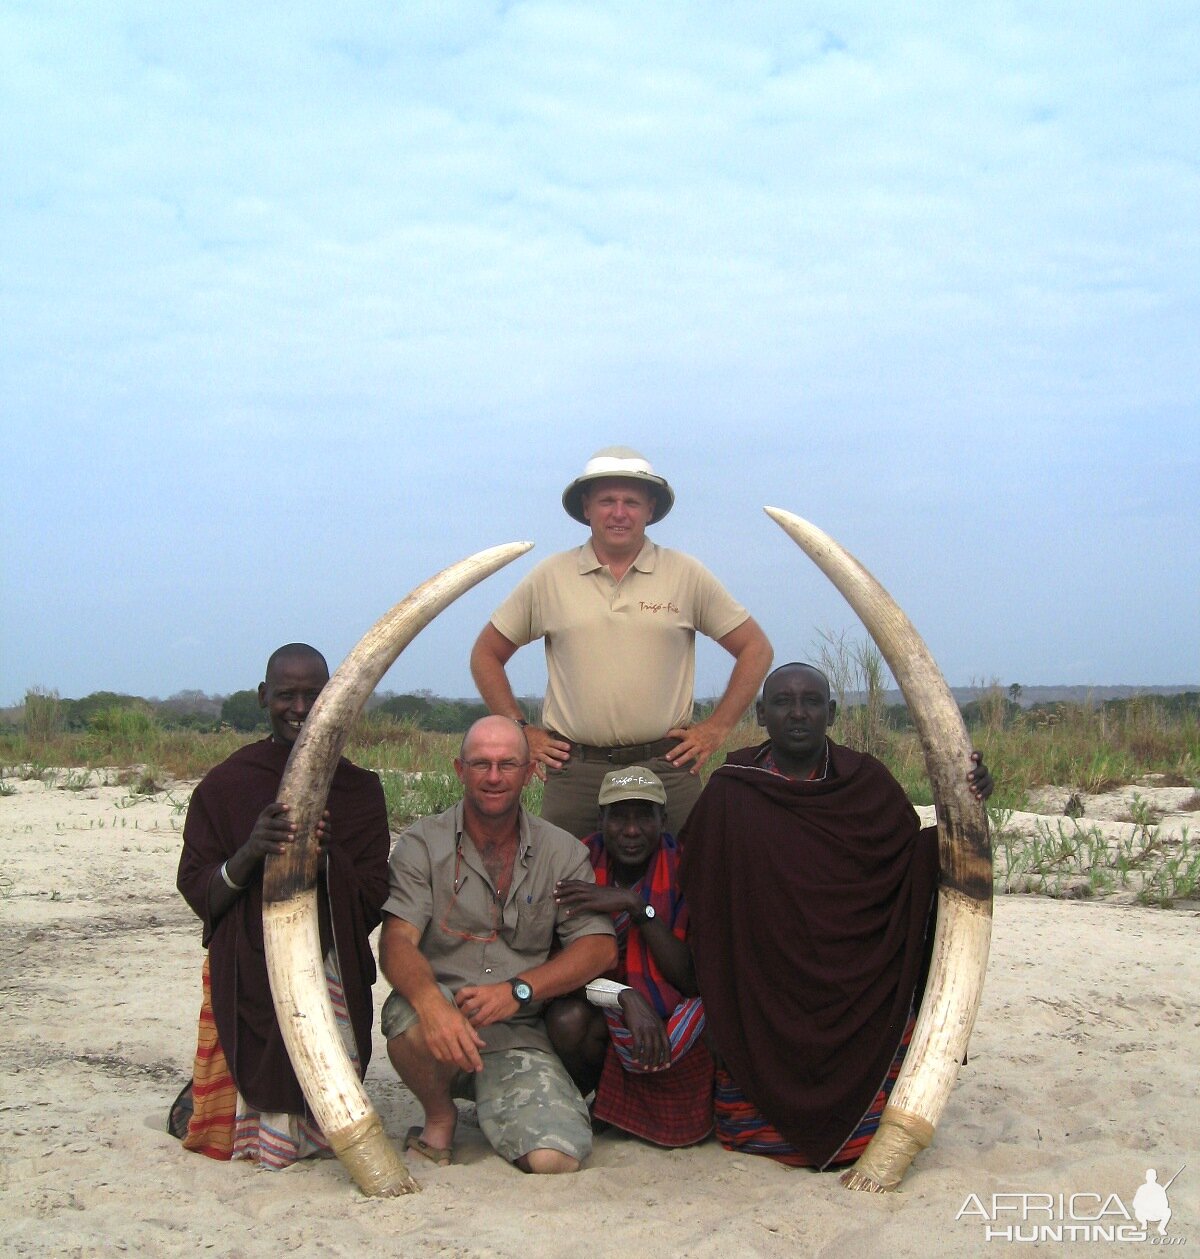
[167,1080,194,1140]
[405,1124,453,1167]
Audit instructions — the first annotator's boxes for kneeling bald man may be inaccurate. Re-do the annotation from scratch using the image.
[379,716,616,1173]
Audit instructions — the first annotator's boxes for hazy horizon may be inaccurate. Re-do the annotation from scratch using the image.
[5,675,1196,713]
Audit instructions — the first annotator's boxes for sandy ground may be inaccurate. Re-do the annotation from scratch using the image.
[1,774,1196,1258]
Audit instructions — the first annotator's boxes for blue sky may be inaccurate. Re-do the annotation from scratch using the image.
[3,2,1197,705]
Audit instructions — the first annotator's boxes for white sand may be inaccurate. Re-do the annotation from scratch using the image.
[1,774,1196,1257]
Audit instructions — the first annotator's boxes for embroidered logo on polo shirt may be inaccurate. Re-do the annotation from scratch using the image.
[639,600,680,614]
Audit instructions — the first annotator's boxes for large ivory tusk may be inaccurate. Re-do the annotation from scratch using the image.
[764,507,992,1192]
[262,541,533,1196]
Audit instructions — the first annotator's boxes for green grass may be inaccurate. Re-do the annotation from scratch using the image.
[4,697,1197,905]
[991,809,1197,907]
[4,701,1196,809]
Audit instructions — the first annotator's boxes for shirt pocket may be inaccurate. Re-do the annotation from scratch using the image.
[512,897,555,951]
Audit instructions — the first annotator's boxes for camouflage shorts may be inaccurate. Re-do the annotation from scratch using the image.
[473,1047,591,1164]
[380,989,591,1165]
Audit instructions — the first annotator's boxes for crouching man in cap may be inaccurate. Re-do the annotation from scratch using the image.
[471,445,772,840]
[550,765,714,1148]
[378,716,616,1173]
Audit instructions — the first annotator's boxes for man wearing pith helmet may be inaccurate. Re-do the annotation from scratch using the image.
[471,445,773,838]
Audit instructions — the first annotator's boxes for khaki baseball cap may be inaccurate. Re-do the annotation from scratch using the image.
[561,446,675,524]
[597,765,667,807]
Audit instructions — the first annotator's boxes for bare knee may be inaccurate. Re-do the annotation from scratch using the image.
[385,1028,422,1075]
[517,1148,581,1174]
[545,995,601,1055]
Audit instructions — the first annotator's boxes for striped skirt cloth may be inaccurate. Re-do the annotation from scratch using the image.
[713,1011,916,1168]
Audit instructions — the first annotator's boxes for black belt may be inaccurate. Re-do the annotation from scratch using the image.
[557,736,680,765]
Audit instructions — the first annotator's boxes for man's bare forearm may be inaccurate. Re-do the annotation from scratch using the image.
[667,617,773,771]
[519,933,617,999]
[706,617,773,735]
[470,624,524,721]
[379,916,445,1013]
[637,916,697,995]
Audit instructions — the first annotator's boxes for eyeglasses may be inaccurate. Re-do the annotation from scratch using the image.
[459,759,530,776]
[438,841,500,943]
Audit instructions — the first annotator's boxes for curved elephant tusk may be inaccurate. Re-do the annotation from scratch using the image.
[262,541,533,1196]
[764,507,992,1192]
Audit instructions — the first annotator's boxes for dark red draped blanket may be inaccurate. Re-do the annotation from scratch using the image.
[679,739,938,1168]
[176,740,390,1115]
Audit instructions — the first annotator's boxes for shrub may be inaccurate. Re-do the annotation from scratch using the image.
[23,688,65,746]
[221,690,267,733]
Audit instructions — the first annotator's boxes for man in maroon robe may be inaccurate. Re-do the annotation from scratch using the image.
[175,643,390,1164]
[679,662,991,1169]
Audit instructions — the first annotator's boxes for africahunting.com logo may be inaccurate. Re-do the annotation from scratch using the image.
[958,1166,1186,1244]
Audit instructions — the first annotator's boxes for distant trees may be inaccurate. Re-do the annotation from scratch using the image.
[160,690,223,720]
[6,680,1195,744]
[18,688,158,733]
[373,693,436,724]
[372,692,492,733]
[220,690,267,733]
[72,691,145,728]
[3,685,537,737]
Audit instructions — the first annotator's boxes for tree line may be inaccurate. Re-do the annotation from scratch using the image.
[2,688,537,736]
[5,685,1195,739]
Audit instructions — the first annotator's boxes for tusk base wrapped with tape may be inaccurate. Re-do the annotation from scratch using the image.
[262,897,420,1196]
[838,1109,935,1192]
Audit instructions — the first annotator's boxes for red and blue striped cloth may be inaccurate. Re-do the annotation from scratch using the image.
[584,831,688,1018]
[584,831,715,1146]
[713,1011,916,1168]
[604,995,706,1072]
[184,952,357,1168]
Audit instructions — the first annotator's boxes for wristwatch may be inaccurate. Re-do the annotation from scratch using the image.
[511,978,534,1007]
[633,903,656,925]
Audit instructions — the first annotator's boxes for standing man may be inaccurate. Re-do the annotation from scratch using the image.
[470,446,773,837]
[175,643,390,1167]
[378,716,616,1173]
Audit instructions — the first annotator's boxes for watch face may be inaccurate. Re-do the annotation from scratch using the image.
[513,980,533,1003]
[641,904,656,920]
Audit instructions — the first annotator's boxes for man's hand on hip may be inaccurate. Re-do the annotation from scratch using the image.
[665,717,727,775]
[525,726,572,780]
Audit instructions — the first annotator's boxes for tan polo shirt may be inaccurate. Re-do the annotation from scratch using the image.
[382,802,614,1054]
[490,540,749,746]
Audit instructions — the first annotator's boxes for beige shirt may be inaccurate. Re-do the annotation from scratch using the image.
[383,802,614,1053]
[490,540,749,745]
